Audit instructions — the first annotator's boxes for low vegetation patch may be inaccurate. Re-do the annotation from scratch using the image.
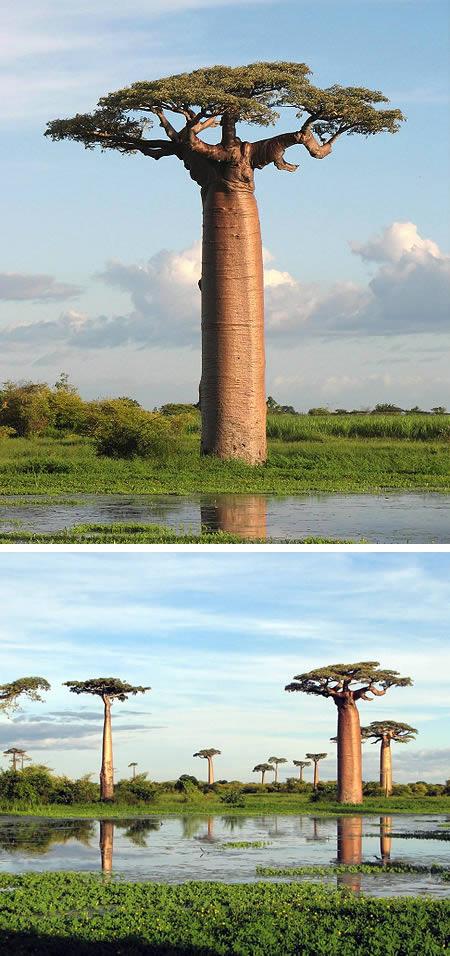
[256,862,450,877]
[385,830,450,841]
[0,873,448,955]
[219,840,271,849]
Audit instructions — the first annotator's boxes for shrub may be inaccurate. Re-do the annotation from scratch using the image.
[114,774,157,805]
[174,774,200,791]
[0,425,16,440]
[91,401,183,460]
[0,381,52,437]
[220,789,246,807]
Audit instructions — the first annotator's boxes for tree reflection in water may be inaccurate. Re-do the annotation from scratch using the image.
[336,816,363,893]
[0,819,95,855]
[201,495,267,540]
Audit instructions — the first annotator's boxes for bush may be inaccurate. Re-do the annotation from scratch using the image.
[174,774,200,791]
[220,789,246,807]
[0,381,52,437]
[52,775,99,805]
[0,425,16,440]
[114,774,157,805]
[91,401,183,460]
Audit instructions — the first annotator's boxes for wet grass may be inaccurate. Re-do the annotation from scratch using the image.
[0,522,354,544]
[3,793,450,818]
[266,413,450,442]
[219,840,272,849]
[256,862,450,877]
[385,830,450,841]
[0,873,448,955]
[0,432,449,495]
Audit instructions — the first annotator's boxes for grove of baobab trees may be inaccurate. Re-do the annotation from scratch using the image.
[286,662,412,804]
[64,678,150,801]
[46,64,403,464]
[305,753,327,791]
[361,720,418,797]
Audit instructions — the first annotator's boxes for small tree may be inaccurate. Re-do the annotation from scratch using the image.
[128,762,138,780]
[293,759,311,782]
[305,753,327,791]
[361,720,417,796]
[3,748,25,772]
[268,756,288,784]
[64,678,150,800]
[286,662,412,804]
[252,763,275,785]
[193,748,221,785]
[0,677,50,714]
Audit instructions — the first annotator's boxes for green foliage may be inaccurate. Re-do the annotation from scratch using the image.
[220,790,246,808]
[361,721,418,743]
[64,677,150,701]
[0,874,448,955]
[114,775,157,806]
[286,662,413,697]
[267,412,450,441]
[0,677,50,713]
[256,861,450,877]
[0,766,98,806]
[90,402,183,461]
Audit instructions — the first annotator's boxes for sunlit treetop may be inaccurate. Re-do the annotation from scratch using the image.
[45,61,404,180]
[285,662,413,702]
[305,753,328,762]
[361,720,418,743]
[253,763,275,773]
[293,759,311,768]
[64,678,150,702]
[0,677,50,714]
[268,756,288,764]
[193,748,221,759]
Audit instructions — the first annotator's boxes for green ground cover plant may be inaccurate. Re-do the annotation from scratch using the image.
[0,523,353,545]
[256,862,450,877]
[0,873,448,955]
[0,430,449,496]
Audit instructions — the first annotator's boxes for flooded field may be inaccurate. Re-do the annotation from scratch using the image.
[0,814,448,897]
[1,492,449,542]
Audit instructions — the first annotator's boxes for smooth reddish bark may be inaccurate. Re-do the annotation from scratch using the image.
[336,699,363,804]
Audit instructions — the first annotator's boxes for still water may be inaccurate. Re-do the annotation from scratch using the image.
[0,815,448,897]
[1,492,449,542]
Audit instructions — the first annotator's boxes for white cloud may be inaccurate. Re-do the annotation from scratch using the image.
[350,221,442,263]
[0,273,82,302]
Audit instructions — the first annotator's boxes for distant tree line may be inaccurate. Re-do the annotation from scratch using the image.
[266,397,447,416]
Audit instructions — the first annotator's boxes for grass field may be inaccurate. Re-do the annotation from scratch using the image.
[0,524,350,544]
[0,429,449,496]
[3,793,450,817]
[0,873,448,955]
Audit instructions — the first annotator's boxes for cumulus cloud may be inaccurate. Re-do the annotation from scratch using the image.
[1,222,448,353]
[0,272,82,302]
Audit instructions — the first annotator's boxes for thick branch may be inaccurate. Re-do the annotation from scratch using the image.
[154,109,179,142]
[250,119,340,172]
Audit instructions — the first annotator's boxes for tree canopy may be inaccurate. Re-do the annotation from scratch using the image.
[285,662,413,702]
[0,678,50,713]
[268,756,288,765]
[45,61,404,177]
[305,753,328,763]
[193,748,221,759]
[361,720,418,743]
[63,678,150,702]
[253,763,275,774]
[293,760,311,768]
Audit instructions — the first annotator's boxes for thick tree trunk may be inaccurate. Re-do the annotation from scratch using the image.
[99,820,114,874]
[200,494,267,539]
[200,186,266,463]
[261,770,266,784]
[380,738,392,796]
[336,816,363,893]
[100,698,114,801]
[336,699,363,804]
[207,756,214,785]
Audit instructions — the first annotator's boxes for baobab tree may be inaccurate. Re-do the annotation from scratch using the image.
[64,678,150,801]
[268,756,288,784]
[46,64,403,464]
[293,759,311,782]
[361,720,417,797]
[193,748,221,785]
[253,762,275,784]
[0,677,50,713]
[128,762,138,780]
[305,753,327,791]
[3,748,25,772]
[286,662,412,804]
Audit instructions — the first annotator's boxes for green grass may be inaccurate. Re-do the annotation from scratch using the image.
[3,793,450,818]
[0,522,354,544]
[0,873,448,955]
[0,431,449,496]
[266,412,450,442]
[256,862,450,877]
[219,840,272,849]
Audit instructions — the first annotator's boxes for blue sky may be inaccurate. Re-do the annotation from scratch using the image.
[1,0,449,409]
[0,551,449,783]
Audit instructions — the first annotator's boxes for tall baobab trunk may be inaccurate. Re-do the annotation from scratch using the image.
[207,755,214,785]
[261,769,266,784]
[298,765,304,782]
[99,820,114,875]
[312,762,319,790]
[380,816,392,864]
[100,696,114,801]
[336,699,363,804]
[200,185,266,464]
[380,736,393,796]
[336,816,363,893]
